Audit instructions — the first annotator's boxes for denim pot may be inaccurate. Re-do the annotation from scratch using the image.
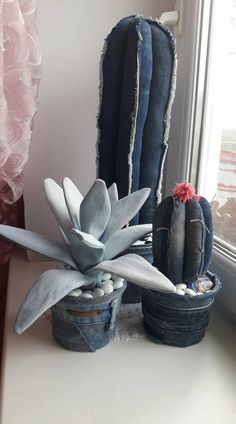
[142,272,221,347]
[51,282,126,352]
[121,243,153,303]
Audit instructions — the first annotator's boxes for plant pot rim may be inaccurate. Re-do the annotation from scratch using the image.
[144,272,221,302]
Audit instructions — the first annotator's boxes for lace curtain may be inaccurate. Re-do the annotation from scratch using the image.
[0,0,41,264]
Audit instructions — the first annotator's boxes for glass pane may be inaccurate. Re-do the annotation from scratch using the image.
[198,0,236,250]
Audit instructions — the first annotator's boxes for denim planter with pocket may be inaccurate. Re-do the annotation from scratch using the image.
[51,282,126,352]
[121,243,153,303]
[142,272,221,347]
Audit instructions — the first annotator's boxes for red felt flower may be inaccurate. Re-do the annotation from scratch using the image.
[173,182,200,203]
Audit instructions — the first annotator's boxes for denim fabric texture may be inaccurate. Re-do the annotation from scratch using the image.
[142,272,221,347]
[121,243,153,303]
[97,16,177,225]
[115,18,153,213]
[199,197,214,274]
[51,282,126,352]
[97,18,131,189]
[152,196,173,275]
[153,197,213,285]
[138,19,175,224]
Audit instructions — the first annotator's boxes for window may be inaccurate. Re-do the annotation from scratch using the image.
[196,0,236,258]
[165,0,236,318]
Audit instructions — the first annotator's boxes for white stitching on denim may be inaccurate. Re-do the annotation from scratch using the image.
[190,219,211,234]
[147,18,178,205]
[127,23,142,196]
[96,38,108,176]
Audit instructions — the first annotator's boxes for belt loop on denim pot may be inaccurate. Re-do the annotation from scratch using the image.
[106,298,120,332]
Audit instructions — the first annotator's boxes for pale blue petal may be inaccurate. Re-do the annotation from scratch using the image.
[103,224,152,260]
[108,183,118,209]
[100,188,151,243]
[91,254,176,292]
[69,229,105,272]
[59,226,70,245]
[15,269,93,334]
[62,177,83,229]
[44,178,72,237]
[80,179,111,239]
[0,225,77,269]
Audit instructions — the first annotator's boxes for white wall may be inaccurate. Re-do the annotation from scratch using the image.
[24,0,175,249]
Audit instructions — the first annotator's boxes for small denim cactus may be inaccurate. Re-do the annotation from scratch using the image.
[153,182,213,285]
[0,178,176,334]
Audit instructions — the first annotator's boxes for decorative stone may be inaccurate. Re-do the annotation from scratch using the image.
[80,292,93,299]
[176,289,185,296]
[98,280,113,287]
[101,272,112,281]
[175,283,187,290]
[113,279,124,290]
[133,240,145,245]
[68,290,81,297]
[93,288,105,298]
[185,288,196,296]
[101,283,113,295]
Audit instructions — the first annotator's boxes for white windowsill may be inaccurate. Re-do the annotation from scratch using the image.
[1,254,236,424]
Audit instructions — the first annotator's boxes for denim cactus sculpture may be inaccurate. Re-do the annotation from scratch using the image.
[153,182,213,285]
[0,178,176,335]
[143,182,221,347]
[97,15,177,225]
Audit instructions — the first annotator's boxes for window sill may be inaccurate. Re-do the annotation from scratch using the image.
[1,255,236,424]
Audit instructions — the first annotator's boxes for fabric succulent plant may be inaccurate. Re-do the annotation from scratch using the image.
[153,182,213,285]
[0,178,176,334]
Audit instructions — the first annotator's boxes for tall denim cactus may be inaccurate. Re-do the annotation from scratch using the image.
[153,183,213,285]
[97,16,177,225]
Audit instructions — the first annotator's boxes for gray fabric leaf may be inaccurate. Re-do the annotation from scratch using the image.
[44,178,72,237]
[69,229,105,272]
[0,225,77,269]
[15,269,93,334]
[101,188,151,243]
[59,226,70,245]
[62,177,83,229]
[103,224,152,260]
[108,183,118,208]
[92,253,176,292]
[80,179,111,239]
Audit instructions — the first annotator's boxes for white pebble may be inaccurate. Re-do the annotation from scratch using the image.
[98,279,113,287]
[176,289,185,296]
[113,279,124,290]
[196,292,203,295]
[101,273,112,281]
[101,283,113,295]
[68,289,82,297]
[80,292,93,299]
[113,276,124,283]
[185,288,196,296]
[93,288,105,298]
[175,283,187,290]
[133,240,145,245]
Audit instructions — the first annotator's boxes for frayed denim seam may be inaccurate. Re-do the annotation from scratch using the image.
[127,24,142,196]
[106,298,119,332]
[96,38,108,175]
[147,17,178,204]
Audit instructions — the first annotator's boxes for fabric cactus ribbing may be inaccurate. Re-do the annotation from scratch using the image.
[153,182,213,285]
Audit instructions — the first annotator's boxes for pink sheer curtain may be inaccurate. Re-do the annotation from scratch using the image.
[0,0,41,264]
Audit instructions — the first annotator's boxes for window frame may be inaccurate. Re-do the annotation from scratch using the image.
[164,0,236,320]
